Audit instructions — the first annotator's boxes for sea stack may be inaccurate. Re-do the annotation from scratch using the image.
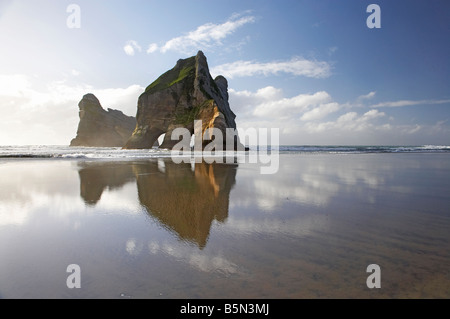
[70,94,137,147]
[123,51,244,150]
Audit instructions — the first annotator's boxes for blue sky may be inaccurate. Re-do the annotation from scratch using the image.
[0,0,449,145]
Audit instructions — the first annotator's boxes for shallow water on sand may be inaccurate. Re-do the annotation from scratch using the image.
[0,153,449,298]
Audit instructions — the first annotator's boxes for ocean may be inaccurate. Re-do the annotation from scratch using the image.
[1,145,449,159]
[0,145,449,298]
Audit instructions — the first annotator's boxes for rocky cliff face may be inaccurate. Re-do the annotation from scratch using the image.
[70,94,137,147]
[124,51,244,150]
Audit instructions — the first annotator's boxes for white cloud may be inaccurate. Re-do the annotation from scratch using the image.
[123,40,141,56]
[212,57,332,79]
[255,91,332,118]
[93,84,144,116]
[0,74,32,96]
[0,74,143,145]
[304,109,386,133]
[229,86,283,103]
[228,86,447,145]
[362,109,385,120]
[229,87,333,119]
[146,43,159,54]
[371,99,450,108]
[300,102,340,121]
[147,13,255,54]
[337,112,358,123]
[358,91,376,100]
[1,72,448,146]
[230,85,450,144]
[228,86,282,114]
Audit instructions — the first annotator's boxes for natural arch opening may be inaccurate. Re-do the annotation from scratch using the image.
[157,133,166,148]
[190,134,195,149]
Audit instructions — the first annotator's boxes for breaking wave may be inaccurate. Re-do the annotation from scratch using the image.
[0,145,449,159]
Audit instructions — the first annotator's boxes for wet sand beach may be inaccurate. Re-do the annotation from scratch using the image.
[0,153,449,298]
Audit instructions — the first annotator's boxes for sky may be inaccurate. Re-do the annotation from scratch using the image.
[0,0,449,146]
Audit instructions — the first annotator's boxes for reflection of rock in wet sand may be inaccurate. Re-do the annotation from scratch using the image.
[77,160,237,248]
[78,162,136,205]
[134,161,237,248]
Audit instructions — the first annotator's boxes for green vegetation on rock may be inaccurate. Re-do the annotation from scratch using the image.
[175,100,213,125]
[145,56,196,94]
